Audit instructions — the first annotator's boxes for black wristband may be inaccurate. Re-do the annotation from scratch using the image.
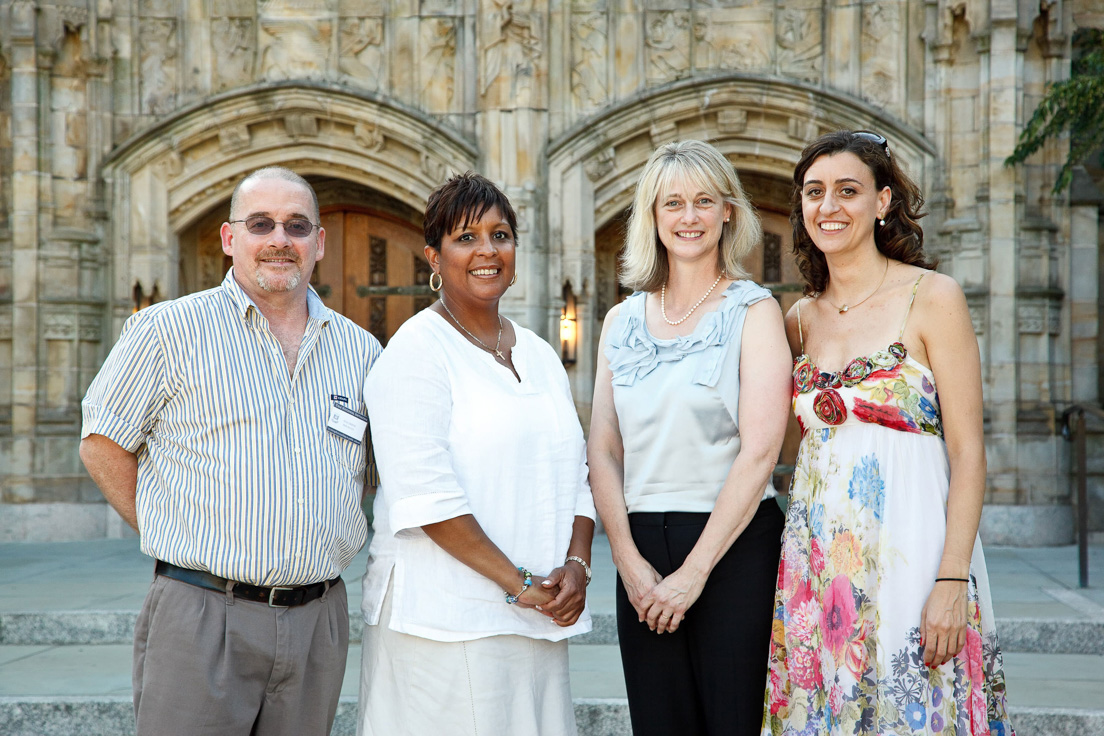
[934,577,969,583]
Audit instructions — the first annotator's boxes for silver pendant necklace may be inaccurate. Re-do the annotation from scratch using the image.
[439,298,505,360]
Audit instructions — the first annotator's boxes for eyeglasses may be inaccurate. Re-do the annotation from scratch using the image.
[229,216,318,238]
[853,130,890,158]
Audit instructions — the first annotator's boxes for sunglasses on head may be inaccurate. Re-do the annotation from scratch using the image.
[852,130,891,158]
[229,216,318,238]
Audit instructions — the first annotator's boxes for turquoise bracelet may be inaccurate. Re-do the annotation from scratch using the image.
[505,567,532,604]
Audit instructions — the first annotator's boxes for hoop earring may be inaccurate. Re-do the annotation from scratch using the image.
[510,272,518,287]
[429,272,443,292]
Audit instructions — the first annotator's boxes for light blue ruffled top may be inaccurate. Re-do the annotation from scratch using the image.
[606,280,776,513]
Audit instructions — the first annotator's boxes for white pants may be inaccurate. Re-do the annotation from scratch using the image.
[357,578,578,736]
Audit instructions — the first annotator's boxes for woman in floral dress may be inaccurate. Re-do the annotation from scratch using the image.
[762,131,1015,736]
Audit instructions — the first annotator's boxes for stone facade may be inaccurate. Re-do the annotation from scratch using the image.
[0,0,1101,542]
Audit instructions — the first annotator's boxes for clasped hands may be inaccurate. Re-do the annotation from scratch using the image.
[619,556,705,636]
[513,563,588,627]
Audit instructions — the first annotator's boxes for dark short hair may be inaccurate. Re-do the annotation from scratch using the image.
[230,167,319,222]
[423,172,518,251]
[791,131,934,296]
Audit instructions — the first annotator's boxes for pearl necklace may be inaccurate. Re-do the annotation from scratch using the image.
[661,274,724,326]
[439,298,505,360]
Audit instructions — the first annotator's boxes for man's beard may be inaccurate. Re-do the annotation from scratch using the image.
[255,252,304,293]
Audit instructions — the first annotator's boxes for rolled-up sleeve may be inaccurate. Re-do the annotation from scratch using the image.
[81,310,168,452]
[364,330,473,536]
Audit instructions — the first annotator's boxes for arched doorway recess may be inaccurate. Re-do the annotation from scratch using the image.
[178,177,428,345]
[101,83,477,338]
[548,74,935,433]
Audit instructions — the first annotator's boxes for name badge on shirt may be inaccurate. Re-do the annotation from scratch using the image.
[327,402,368,445]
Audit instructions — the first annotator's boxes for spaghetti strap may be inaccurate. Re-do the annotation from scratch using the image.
[797,298,805,353]
[898,272,928,338]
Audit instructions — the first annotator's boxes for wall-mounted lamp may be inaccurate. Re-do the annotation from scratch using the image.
[560,282,577,366]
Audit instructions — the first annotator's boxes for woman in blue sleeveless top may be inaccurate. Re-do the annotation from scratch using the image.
[589,140,793,735]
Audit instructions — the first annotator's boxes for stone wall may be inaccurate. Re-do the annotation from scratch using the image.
[0,0,1101,542]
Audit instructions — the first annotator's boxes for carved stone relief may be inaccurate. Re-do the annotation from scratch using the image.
[861,1,902,110]
[139,19,178,115]
[571,12,607,112]
[776,5,822,82]
[340,17,385,91]
[584,148,615,182]
[354,122,385,152]
[693,10,771,73]
[645,11,690,85]
[421,17,457,111]
[481,0,544,108]
[211,18,255,93]
[78,314,100,342]
[43,314,77,341]
[285,114,318,138]
[717,109,747,134]
[258,0,335,81]
[219,124,251,152]
[421,153,447,183]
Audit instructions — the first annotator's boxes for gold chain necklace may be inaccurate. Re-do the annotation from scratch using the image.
[439,298,505,360]
[821,258,889,314]
[660,274,724,326]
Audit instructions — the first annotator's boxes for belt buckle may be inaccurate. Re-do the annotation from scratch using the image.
[267,586,294,607]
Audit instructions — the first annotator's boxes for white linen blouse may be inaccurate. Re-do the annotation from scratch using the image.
[360,308,595,642]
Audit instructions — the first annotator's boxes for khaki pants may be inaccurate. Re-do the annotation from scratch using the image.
[133,573,349,736]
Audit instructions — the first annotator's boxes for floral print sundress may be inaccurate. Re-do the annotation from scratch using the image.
[762,274,1015,736]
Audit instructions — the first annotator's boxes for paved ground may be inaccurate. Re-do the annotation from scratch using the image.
[2,535,1103,735]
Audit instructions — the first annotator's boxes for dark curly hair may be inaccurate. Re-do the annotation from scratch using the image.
[791,131,933,296]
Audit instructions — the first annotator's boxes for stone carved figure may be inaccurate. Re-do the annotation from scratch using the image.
[212,18,255,92]
[258,0,333,81]
[645,11,690,84]
[693,15,770,72]
[340,17,385,91]
[139,19,178,115]
[861,2,901,109]
[776,7,822,82]
[571,12,606,111]
[354,122,385,152]
[421,17,457,111]
[481,0,542,106]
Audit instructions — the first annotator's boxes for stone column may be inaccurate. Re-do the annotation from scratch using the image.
[476,0,551,337]
[6,1,41,503]
[983,16,1021,507]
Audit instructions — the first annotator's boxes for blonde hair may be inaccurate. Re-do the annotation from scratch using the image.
[620,140,761,292]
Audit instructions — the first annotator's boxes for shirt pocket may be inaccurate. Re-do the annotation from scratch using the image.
[323,429,367,476]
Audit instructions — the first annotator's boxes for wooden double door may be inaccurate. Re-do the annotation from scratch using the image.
[312,207,432,345]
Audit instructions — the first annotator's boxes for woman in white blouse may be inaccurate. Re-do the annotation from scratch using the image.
[588,141,792,735]
[356,172,595,736]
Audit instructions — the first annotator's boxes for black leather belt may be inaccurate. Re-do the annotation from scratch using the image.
[154,560,338,608]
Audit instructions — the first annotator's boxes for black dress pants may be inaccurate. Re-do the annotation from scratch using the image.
[616,499,785,736]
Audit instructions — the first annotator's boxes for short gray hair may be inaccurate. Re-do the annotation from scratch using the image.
[229,167,319,222]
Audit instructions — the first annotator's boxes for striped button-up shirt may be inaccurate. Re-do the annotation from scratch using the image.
[82,270,381,586]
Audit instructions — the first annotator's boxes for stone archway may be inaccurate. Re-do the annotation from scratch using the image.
[547,74,936,420]
[100,82,477,337]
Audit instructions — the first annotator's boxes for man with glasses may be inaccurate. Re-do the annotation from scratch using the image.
[80,167,381,735]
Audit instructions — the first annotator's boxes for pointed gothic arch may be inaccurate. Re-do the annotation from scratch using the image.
[546,74,936,411]
[99,82,478,335]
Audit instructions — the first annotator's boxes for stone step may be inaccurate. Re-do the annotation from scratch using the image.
[3,609,1102,655]
[1,643,1102,736]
